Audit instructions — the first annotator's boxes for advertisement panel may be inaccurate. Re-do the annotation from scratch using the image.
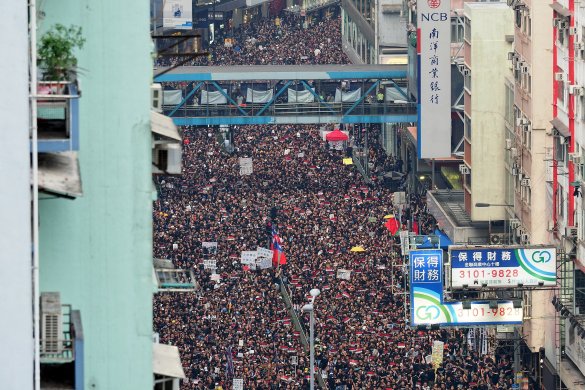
[417,0,451,158]
[163,0,193,30]
[449,246,557,288]
[410,249,522,326]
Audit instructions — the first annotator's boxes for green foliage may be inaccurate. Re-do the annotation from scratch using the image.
[38,24,85,81]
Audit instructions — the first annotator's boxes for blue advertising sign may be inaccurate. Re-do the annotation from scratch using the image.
[449,246,557,288]
[410,249,522,326]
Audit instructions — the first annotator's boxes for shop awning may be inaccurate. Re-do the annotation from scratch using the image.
[550,2,572,18]
[38,152,83,198]
[550,117,570,138]
[153,343,186,379]
[151,111,181,141]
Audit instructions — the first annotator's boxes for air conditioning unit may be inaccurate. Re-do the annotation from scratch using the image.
[575,42,585,51]
[462,69,470,76]
[507,0,517,7]
[521,65,530,74]
[569,85,585,96]
[520,233,530,244]
[569,27,578,35]
[516,117,528,126]
[521,178,531,187]
[41,292,62,354]
[509,218,521,229]
[555,72,566,81]
[459,164,470,175]
[511,147,518,157]
[569,152,582,163]
[153,143,182,175]
[506,138,513,150]
[151,83,163,113]
[566,226,578,238]
[515,61,524,70]
[489,233,509,245]
[458,64,466,73]
[507,51,516,61]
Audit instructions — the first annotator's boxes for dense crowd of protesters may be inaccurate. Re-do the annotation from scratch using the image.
[156,12,350,67]
[153,7,516,390]
[153,124,515,389]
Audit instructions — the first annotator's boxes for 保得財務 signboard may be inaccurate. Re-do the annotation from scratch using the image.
[449,247,557,288]
[410,249,522,326]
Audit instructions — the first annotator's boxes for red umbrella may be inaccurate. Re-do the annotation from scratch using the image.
[326,129,349,142]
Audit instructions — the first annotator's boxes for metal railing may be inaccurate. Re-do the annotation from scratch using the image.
[164,101,416,119]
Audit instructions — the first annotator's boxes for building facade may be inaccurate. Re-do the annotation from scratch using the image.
[35,0,155,389]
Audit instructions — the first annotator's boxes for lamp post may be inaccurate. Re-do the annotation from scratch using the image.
[302,288,320,390]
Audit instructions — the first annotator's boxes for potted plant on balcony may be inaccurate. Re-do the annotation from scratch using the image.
[38,24,85,83]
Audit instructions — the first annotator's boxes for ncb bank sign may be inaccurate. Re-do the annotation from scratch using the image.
[417,0,451,158]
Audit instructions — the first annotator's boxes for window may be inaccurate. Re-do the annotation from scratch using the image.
[464,114,472,140]
[451,17,464,43]
[555,136,567,162]
[558,184,565,218]
[522,121,532,151]
[515,9,522,28]
[464,17,471,42]
[505,84,514,125]
[558,80,565,104]
[581,95,585,121]
[464,68,471,92]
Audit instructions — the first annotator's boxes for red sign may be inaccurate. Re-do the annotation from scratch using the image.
[428,0,441,8]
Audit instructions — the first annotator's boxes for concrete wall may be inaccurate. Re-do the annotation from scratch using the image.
[466,3,513,222]
[37,1,154,389]
[0,2,33,388]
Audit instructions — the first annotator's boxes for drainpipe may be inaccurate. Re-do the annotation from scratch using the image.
[29,0,41,388]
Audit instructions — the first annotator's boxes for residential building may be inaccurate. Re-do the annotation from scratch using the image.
[549,0,585,388]
[20,0,154,388]
[342,0,406,64]
[0,2,33,389]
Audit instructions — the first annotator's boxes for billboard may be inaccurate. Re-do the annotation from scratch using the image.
[417,0,451,158]
[410,249,522,326]
[163,0,193,30]
[449,247,557,288]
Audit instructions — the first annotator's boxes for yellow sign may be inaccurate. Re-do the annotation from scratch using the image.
[431,341,444,370]
[343,158,353,165]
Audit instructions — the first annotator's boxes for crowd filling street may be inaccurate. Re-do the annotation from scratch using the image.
[153,9,517,390]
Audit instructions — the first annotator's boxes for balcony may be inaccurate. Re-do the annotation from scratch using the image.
[36,82,79,153]
[40,295,84,390]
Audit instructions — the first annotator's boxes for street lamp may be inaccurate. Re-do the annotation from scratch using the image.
[302,288,320,390]
[475,202,513,208]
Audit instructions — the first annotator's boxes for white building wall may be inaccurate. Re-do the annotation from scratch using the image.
[0,2,34,388]
[466,3,513,222]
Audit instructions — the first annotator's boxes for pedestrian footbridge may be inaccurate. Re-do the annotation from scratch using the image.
[154,65,417,126]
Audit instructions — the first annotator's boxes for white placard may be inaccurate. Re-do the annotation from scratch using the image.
[257,257,273,270]
[203,259,217,270]
[336,269,352,280]
[257,247,273,259]
[239,158,253,176]
[417,0,451,158]
[210,273,221,282]
[241,251,258,264]
[202,242,218,256]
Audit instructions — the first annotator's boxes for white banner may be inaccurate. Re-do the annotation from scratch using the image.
[202,242,218,257]
[287,89,315,103]
[163,0,193,30]
[246,89,273,103]
[417,0,451,158]
[163,90,183,105]
[384,87,408,102]
[336,269,352,280]
[201,89,228,105]
[334,88,361,102]
[431,341,444,370]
